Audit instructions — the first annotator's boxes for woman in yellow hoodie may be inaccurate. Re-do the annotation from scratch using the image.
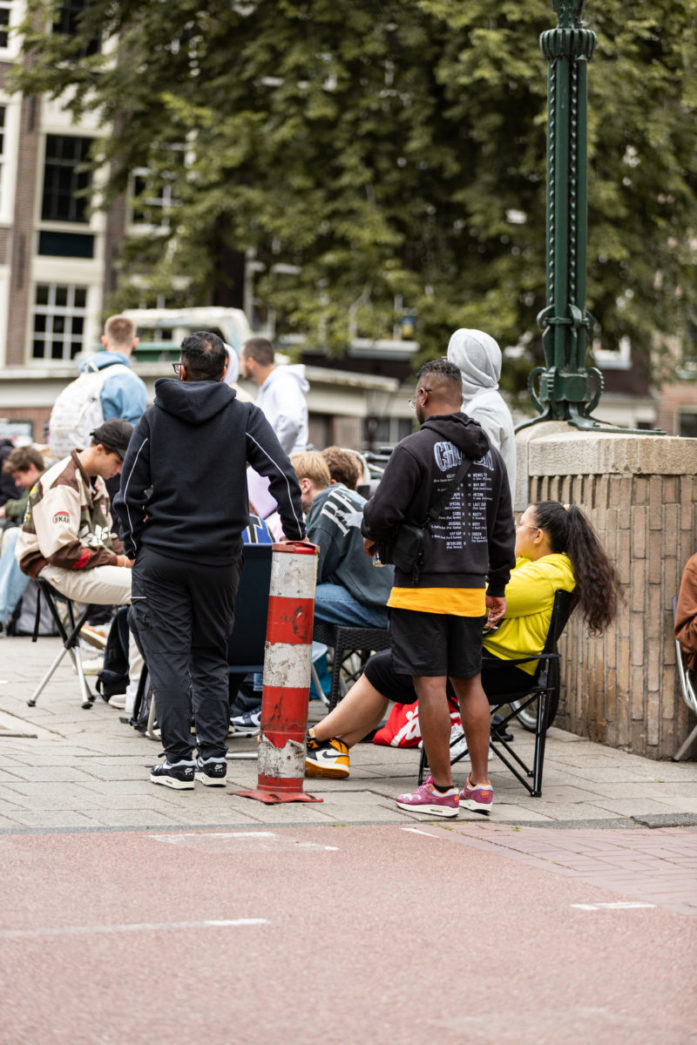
[305,500,621,778]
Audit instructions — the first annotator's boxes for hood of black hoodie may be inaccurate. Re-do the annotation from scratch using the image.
[420,412,490,459]
[153,377,237,426]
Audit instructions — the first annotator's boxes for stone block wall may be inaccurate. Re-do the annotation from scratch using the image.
[519,427,697,759]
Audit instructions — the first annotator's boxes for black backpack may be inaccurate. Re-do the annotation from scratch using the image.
[96,607,129,700]
[131,668,155,735]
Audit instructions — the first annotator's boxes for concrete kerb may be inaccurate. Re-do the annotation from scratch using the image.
[0,634,696,832]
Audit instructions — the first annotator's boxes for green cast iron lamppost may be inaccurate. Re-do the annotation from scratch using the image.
[521,0,659,433]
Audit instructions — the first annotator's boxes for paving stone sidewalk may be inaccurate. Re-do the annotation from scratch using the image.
[1,633,697,917]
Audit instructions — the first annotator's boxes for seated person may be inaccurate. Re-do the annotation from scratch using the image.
[306,500,620,782]
[15,420,143,703]
[676,553,697,673]
[291,451,394,629]
[320,446,364,492]
[0,447,46,631]
[0,446,45,531]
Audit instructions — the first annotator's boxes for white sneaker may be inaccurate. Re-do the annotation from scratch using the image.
[109,693,127,710]
[72,657,103,676]
[79,624,109,650]
[448,727,493,762]
[124,680,139,715]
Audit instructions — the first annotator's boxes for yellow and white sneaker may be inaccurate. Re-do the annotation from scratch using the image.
[305,736,350,779]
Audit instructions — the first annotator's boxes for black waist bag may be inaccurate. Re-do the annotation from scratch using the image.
[377,456,472,582]
[378,523,426,579]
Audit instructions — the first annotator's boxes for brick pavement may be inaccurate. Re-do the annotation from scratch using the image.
[1,632,697,922]
[438,822,697,917]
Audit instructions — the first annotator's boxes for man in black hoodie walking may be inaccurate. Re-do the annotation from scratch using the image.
[113,332,306,790]
[362,359,515,817]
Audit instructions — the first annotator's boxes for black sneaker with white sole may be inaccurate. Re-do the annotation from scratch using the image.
[150,759,195,790]
[195,757,227,787]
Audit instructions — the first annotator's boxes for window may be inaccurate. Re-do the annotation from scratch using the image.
[131,169,178,228]
[41,135,93,223]
[0,5,9,49]
[363,416,413,447]
[678,412,697,439]
[32,284,88,361]
[53,0,100,56]
[130,149,184,228]
[38,230,95,258]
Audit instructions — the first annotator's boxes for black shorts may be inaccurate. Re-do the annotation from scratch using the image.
[389,607,485,679]
[364,648,535,705]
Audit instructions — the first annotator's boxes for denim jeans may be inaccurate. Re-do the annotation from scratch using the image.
[0,530,30,626]
[314,582,388,629]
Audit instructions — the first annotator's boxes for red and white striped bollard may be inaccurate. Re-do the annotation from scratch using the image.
[236,541,322,804]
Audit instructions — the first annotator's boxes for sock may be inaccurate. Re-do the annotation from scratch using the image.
[432,781,454,794]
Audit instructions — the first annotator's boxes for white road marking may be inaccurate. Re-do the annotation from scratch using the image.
[152,831,339,852]
[0,918,269,939]
[571,902,657,911]
[401,827,439,837]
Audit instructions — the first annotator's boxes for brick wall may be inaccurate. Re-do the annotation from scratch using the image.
[523,431,697,759]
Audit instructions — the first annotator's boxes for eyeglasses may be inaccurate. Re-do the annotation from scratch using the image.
[408,387,432,411]
[516,520,540,532]
[172,362,183,375]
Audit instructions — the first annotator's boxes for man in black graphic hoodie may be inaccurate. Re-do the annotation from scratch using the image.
[362,358,515,818]
[113,332,306,790]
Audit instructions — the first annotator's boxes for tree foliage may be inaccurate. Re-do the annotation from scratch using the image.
[15,0,697,383]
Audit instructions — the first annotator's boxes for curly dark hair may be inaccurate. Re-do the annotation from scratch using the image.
[532,500,621,634]
[416,357,461,389]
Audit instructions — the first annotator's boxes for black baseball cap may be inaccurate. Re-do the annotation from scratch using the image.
[90,419,134,460]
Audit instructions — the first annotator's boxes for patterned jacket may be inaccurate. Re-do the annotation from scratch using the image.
[16,451,123,579]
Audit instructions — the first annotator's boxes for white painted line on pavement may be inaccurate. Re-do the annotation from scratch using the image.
[151,831,339,852]
[401,827,439,837]
[571,902,657,911]
[0,918,269,939]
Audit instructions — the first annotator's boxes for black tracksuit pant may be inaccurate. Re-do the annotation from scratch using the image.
[130,547,242,763]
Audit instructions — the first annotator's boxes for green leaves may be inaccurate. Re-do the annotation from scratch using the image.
[14,0,697,380]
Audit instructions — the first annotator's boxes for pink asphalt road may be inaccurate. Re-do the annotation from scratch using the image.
[0,823,694,1044]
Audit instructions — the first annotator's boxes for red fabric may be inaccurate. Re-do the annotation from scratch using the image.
[373,698,461,749]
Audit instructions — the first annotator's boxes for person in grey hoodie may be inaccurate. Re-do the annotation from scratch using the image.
[447,328,516,497]
[113,331,306,791]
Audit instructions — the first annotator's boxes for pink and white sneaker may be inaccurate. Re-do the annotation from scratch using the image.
[460,777,494,815]
[395,776,459,818]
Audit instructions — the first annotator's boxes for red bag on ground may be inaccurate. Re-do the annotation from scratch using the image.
[373,698,462,749]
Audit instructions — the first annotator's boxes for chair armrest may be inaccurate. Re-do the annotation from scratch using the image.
[482,651,560,669]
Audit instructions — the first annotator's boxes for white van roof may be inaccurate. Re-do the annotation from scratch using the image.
[122,307,253,351]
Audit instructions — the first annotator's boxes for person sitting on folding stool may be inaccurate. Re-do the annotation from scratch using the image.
[15,419,143,707]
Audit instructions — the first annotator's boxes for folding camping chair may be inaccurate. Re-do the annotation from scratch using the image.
[672,595,697,762]
[27,578,97,710]
[313,619,392,711]
[418,589,576,797]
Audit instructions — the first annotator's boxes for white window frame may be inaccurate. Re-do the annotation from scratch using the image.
[128,144,186,233]
[0,0,23,59]
[31,282,90,362]
[0,93,20,224]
